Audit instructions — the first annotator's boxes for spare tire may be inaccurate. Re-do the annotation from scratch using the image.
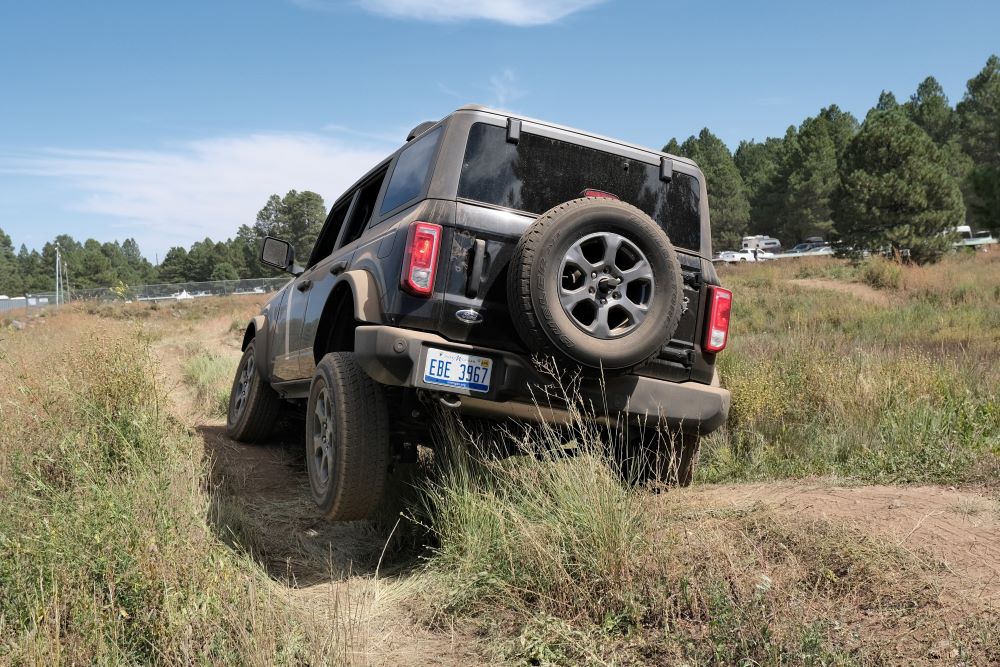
[507,197,684,371]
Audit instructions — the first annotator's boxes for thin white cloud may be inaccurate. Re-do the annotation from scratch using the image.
[488,68,524,108]
[0,134,386,259]
[434,69,525,110]
[294,0,605,26]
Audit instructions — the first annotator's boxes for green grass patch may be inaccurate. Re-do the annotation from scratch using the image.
[706,254,1000,485]
[182,351,236,417]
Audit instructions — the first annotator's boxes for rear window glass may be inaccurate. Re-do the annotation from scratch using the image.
[458,123,701,251]
[380,127,442,215]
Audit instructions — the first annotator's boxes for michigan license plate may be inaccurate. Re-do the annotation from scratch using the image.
[423,348,493,393]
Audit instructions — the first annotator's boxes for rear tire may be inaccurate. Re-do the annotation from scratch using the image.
[226,341,282,443]
[306,352,390,521]
[615,428,700,487]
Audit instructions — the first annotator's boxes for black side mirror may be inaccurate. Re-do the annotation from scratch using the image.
[260,236,297,274]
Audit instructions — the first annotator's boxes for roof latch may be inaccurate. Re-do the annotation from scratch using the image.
[660,156,673,183]
[506,118,521,144]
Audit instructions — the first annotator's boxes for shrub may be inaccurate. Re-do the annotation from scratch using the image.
[859,256,903,289]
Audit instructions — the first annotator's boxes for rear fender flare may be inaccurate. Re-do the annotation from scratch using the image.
[340,269,381,323]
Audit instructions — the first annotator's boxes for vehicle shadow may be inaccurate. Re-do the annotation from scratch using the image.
[198,419,426,588]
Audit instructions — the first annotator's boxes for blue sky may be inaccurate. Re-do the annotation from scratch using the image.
[1,0,998,261]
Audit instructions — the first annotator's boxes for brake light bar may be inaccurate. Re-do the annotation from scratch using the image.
[401,221,442,296]
[703,286,732,353]
[581,189,619,200]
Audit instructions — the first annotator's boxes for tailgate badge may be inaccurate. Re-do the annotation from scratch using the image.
[455,309,484,324]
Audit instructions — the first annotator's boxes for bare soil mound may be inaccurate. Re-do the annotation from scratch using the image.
[683,481,1000,604]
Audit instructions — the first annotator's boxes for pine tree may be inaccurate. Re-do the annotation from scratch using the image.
[780,115,840,242]
[956,55,1000,234]
[833,110,964,263]
[667,129,749,250]
[0,228,23,295]
[873,90,900,114]
[905,76,957,145]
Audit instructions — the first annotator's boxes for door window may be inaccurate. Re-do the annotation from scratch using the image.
[307,195,354,267]
[337,166,389,248]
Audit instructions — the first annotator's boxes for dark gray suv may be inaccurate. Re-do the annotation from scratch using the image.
[227,105,732,520]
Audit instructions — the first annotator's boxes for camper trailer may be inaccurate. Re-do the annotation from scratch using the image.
[741,235,782,253]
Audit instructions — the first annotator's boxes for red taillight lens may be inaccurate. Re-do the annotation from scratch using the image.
[580,188,620,200]
[401,221,442,296]
[703,286,732,353]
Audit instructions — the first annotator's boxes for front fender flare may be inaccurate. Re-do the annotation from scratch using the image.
[245,315,272,381]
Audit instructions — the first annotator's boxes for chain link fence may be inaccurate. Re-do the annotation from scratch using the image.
[0,277,289,315]
[0,293,57,315]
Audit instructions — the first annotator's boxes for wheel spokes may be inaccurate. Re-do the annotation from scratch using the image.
[563,243,597,274]
[558,231,655,339]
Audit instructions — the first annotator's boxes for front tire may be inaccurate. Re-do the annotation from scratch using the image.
[306,352,390,521]
[226,341,282,443]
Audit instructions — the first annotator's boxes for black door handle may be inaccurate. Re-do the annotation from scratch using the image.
[296,279,313,292]
[330,260,349,275]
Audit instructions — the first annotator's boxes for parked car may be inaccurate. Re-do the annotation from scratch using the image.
[227,105,733,520]
[716,249,767,263]
[787,241,827,253]
[803,246,834,256]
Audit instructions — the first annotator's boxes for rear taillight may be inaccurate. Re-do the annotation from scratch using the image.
[401,221,442,296]
[703,286,732,353]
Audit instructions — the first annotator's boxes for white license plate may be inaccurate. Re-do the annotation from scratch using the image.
[423,348,493,392]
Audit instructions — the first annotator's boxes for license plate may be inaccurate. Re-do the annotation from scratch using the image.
[423,348,493,392]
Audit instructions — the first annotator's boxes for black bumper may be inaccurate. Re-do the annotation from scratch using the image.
[354,325,730,434]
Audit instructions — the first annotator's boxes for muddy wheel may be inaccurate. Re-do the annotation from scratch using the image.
[306,352,390,521]
[226,341,282,443]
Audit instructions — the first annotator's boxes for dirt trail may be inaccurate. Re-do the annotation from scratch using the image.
[153,312,481,666]
[683,481,1000,603]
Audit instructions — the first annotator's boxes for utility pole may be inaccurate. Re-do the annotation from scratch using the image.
[55,243,61,308]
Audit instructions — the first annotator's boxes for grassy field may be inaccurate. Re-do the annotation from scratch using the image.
[1,254,998,664]
[703,252,1000,485]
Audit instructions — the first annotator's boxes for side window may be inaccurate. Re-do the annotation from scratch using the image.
[380,127,442,215]
[338,166,389,248]
[307,195,353,267]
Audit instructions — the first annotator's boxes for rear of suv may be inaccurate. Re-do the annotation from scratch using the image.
[227,106,732,521]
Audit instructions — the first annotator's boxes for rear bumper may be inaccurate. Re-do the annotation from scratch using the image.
[354,325,730,434]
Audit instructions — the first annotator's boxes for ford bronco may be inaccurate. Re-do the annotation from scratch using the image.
[227,105,732,521]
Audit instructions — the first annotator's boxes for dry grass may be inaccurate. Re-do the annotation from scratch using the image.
[182,350,237,417]
[0,312,351,665]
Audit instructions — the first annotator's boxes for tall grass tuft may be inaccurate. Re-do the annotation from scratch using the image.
[859,255,903,289]
[182,351,236,416]
[416,417,648,623]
